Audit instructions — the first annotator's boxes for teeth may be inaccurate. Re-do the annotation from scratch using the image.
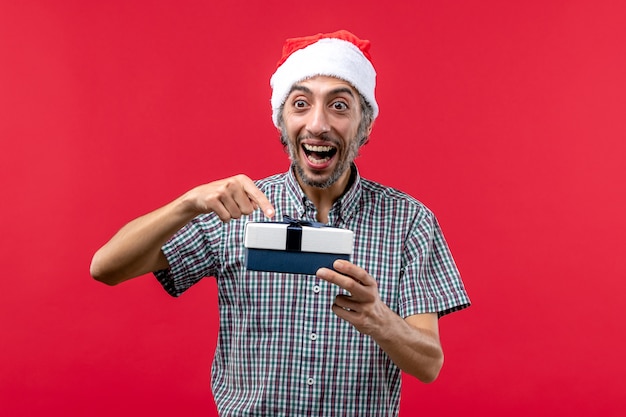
[307,155,330,164]
[303,144,334,152]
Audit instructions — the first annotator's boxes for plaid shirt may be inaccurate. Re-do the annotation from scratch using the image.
[155,165,470,417]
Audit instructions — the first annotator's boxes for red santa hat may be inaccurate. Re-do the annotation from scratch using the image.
[270,30,379,127]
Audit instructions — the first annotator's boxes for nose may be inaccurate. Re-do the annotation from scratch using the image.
[306,105,330,137]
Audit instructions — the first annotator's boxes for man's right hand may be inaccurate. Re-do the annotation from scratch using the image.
[181,174,275,222]
[90,174,274,285]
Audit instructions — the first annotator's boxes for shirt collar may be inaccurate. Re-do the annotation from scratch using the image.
[284,164,362,226]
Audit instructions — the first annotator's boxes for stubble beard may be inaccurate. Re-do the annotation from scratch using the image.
[280,128,361,189]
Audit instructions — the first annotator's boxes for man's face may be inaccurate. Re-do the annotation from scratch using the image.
[279,76,370,190]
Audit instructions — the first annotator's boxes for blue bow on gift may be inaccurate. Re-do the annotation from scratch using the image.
[282,215,326,228]
[282,215,325,251]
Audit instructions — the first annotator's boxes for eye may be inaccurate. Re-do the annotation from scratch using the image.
[331,101,348,111]
[294,99,308,109]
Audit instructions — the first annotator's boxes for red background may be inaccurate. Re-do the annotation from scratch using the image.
[1,1,625,416]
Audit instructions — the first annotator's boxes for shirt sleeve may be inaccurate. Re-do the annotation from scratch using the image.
[399,210,470,318]
[154,214,222,297]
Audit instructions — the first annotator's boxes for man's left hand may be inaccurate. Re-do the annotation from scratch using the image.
[316,259,392,336]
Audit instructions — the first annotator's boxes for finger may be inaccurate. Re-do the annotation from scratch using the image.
[227,181,257,216]
[210,200,233,223]
[317,267,364,296]
[219,194,244,219]
[239,176,275,218]
[334,294,360,313]
[330,303,371,333]
[331,303,356,323]
[333,260,376,286]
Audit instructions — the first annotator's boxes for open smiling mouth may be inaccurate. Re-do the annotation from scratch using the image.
[302,143,338,165]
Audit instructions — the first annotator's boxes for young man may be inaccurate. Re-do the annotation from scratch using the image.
[91,30,470,416]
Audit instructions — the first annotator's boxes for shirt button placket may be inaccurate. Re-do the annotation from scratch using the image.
[306,332,315,385]
[306,281,321,392]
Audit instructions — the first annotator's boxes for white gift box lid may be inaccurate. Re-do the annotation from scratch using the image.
[244,222,353,254]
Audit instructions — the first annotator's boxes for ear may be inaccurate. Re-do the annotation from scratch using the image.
[359,122,374,146]
[278,128,288,147]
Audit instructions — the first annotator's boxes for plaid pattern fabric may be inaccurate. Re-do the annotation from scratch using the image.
[155,165,470,417]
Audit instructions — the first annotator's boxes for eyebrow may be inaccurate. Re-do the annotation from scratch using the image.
[288,84,356,98]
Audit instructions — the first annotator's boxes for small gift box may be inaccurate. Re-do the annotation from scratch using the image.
[244,216,354,275]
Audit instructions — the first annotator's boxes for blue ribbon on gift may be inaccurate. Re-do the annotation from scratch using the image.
[282,215,325,252]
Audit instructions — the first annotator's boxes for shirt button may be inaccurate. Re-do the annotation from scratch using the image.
[313,285,321,293]
[307,378,315,386]
[310,333,317,341]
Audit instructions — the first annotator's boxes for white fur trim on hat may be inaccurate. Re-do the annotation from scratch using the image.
[270,38,378,127]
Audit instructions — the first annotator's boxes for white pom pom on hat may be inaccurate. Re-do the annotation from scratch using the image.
[270,30,378,127]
